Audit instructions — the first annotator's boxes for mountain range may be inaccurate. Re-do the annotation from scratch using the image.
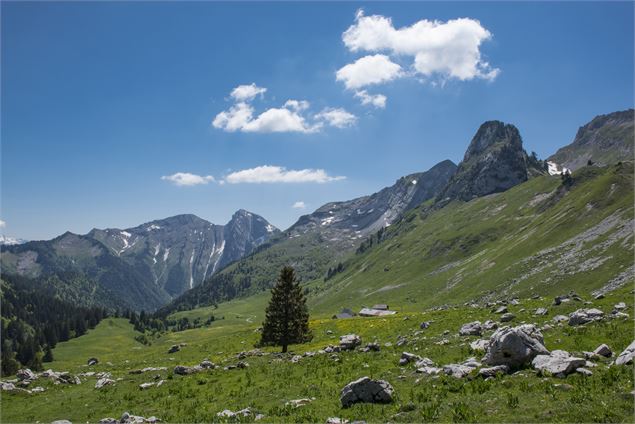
[1,211,279,310]
[1,109,632,313]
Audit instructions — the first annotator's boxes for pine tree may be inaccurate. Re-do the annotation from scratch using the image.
[259,266,312,353]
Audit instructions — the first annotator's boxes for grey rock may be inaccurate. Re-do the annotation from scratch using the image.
[483,324,549,368]
[399,352,422,366]
[615,340,635,365]
[593,344,612,358]
[576,368,593,376]
[494,306,508,314]
[339,334,362,351]
[459,321,482,336]
[95,378,115,389]
[167,345,180,354]
[87,358,99,366]
[173,365,202,375]
[340,377,394,407]
[16,368,36,381]
[532,350,586,378]
[470,339,490,352]
[568,308,604,326]
[483,320,498,331]
[479,365,509,378]
[552,315,568,323]
[534,308,548,316]
[420,321,431,329]
[500,313,515,322]
[614,302,627,310]
[416,366,443,375]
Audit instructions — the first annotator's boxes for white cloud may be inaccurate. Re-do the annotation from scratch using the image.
[0,220,5,228]
[284,99,310,112]
[342,11,499,82]
[336,54,403,90]
[230,83,267,102]
[224,165,345,184]
[314,108,357,128]
[354,90,387,108]
[243,107,317,133]
[213,85,356,133]
[292,201,306,209]
[161,172,215,186]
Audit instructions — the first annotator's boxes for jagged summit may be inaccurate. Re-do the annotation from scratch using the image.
[438,120,542,202]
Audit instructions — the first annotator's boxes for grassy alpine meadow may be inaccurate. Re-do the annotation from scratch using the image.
[1,285,633,423]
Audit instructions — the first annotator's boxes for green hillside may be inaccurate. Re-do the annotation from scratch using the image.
[2,286,633,423]
[306,162,634,316]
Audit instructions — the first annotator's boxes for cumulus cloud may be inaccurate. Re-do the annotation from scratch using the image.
[0,220,5,228]
[230,83,267,102]
[354,90,387,108]
[338,11,499,107]
[342,10,499,82]
[292,201,306,209]
[336,54,403,90]
[213,85,355,133]
[224,165,345,184]
[314,108,358,128]
[161,172,215,186]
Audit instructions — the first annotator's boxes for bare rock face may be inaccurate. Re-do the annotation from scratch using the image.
[483,324,549,368]
[437,121,543,202]
[340,377,394,408]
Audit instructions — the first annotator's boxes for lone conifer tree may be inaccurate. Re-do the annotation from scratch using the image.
[259,266,311,352]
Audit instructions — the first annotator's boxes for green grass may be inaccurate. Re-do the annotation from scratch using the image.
[2,286,633,423]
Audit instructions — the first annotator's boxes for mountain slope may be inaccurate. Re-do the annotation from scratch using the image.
[161,160,457,313]
[306,161,633,315]
[549,109,634,171]
[1,211,280,310]
[438,120,545,202]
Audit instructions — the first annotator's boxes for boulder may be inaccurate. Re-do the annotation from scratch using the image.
[568,308,604,326]
[199,360,215,369]
[1,382,16,391]
[593,344,612,358]
[576,368,593,376]
[139,382,155,390]
[534,308,548,316]
[51,421,72,424]
[494,306,508,314]
[552,315,568,323]
[532,350,586,378]
[87,358,99,366]
[339,334,361,351]
[290,355,302,364]
[360,342,380,353]
[167,345,180,354]
[614,302,627,310]
[500,313,515,322]
[470,339,490,352]
[326,418,349,424]
[483,324,549,368]
[615,340,635,365]
[478,365,509,378]
[340,377,394,408]
[414,358,435,368]
[95,378,115,389]
[173,365,202,375]
[16,368,36,381]
[459,321,482,336]
[58,373,81,385]
[416,366,443,375]
[483,320,498,331]
[420,321,431,329]
[443,364,475,379]
[399,352,421,366]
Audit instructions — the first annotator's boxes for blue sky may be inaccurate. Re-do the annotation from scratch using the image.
[2,1,633,240]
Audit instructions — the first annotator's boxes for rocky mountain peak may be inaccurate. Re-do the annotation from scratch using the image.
[438,120,539,202]
[464,121,523,162]
[548,109,634,171]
